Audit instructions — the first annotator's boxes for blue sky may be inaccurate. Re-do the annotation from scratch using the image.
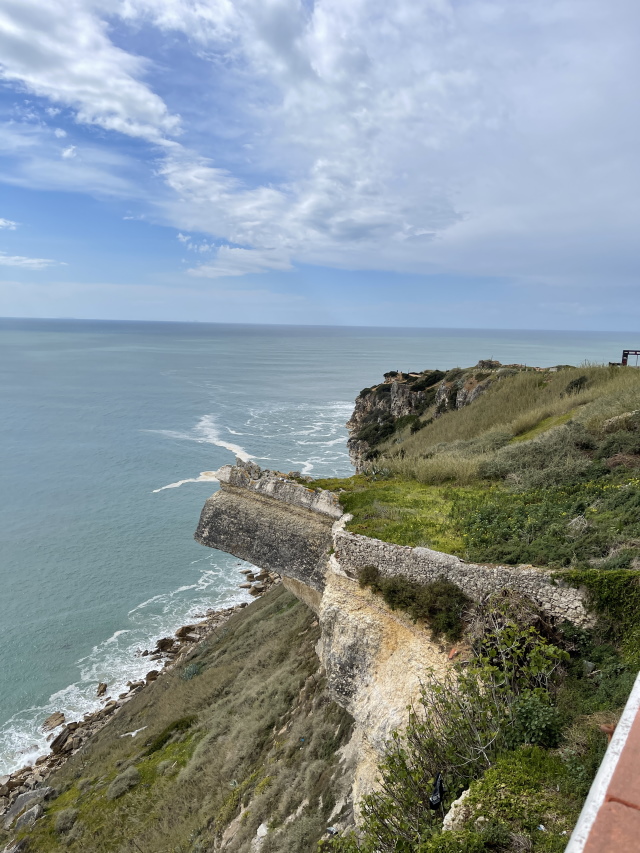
[0,0,639,328]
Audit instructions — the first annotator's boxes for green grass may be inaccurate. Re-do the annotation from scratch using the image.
[311,475,476,553]
[510,409,576,442]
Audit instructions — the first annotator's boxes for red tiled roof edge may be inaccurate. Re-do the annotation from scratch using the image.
[565,671,640,852]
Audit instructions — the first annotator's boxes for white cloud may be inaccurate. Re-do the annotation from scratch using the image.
[54,128,66,138]
[61,145,77,159]
[0,0,180,143]
[0,218,18,230]
[0,252,61,269]
[0,0,639,288]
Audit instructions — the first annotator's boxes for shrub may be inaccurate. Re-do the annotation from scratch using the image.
[181,661,204,680]
[144,715,197,756]
[106,765,140,800]
[358,567,470,642]
[335,625,566,852]
[55,807,79,834]
[566,375,588,395]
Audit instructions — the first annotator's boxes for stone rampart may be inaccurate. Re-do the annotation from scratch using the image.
[334,529,591,626]
[195,462,337,591]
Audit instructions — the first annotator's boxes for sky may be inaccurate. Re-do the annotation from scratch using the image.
[0,0,639,328]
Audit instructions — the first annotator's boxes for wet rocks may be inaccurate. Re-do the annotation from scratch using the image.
[42,712,65,732]
[0,599,253,823]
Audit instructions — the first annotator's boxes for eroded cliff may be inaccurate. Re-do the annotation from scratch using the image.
[194,458,591,814]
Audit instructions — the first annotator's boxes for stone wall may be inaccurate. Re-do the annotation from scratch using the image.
[334,529,591,626]
[195,469,336,592]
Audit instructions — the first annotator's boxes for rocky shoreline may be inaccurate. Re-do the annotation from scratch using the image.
[0,567,281,838]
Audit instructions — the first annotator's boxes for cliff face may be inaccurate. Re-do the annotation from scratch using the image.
[346,361,525,471]
[194,459,591,813]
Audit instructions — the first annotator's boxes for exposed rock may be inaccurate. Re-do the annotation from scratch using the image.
[2,841,30,853]
[442,787,472,831]
[3,788,54,830]
[155,637,176,652]
[42,712,65,732]
[175,625,196,639]
[196,461,336,592]
[14,803,43,832]
[96,682,107,697]
[50,728,71,754]
[145,670,160,683]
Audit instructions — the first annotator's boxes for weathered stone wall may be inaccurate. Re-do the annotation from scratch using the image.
[195,485,334,592]
[217,459,343,519]
[334,529,591,626]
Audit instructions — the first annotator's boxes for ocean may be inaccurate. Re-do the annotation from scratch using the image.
[0,318,633,774]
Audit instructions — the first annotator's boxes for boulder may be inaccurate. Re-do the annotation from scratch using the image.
[50,728,71,754]
[2,841,30,853]
[3,787,54,830]
[175,625,196,639]
[145,670,160,683]
[155,637,175,652]
[96,682,107,697]
[14,804,43,832]
[42,712,65,732]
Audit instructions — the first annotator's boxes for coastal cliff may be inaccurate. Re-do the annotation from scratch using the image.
[346,360,537,470]
[194,458,592,814]
[5,361,640,853]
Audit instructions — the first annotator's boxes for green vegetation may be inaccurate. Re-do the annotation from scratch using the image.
[358,567,470,641]
[7,587,353,853]
[317,363,640,852]
[327,365,640,570]
[143,714,197,755]
[310,475,470,553]
[321,598,633,853]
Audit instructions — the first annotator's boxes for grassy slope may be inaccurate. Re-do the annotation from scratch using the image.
[8,587,353,853]
[317,365,640,853]
[322,366,640,570]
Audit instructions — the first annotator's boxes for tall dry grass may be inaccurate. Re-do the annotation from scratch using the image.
[382,366,640,485]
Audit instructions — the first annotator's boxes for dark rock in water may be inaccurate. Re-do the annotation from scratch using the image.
[175,625,196,639]
[155,637,175,652]
[42,712,65,732]
[96,682,107,697]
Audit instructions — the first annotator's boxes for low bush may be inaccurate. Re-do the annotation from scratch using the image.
[358,567,470,641]
[323,624,567,853]
[106,765,140,800]
[143,715,197,755]
[54,808,78,835]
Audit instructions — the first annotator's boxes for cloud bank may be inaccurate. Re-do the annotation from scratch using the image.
[1,0,639,288]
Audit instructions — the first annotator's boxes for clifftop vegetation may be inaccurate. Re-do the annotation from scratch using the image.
[317,362,640,853]
[322,365,640,571]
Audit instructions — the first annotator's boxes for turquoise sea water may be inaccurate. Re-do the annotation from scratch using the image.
[0,319,633,774]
